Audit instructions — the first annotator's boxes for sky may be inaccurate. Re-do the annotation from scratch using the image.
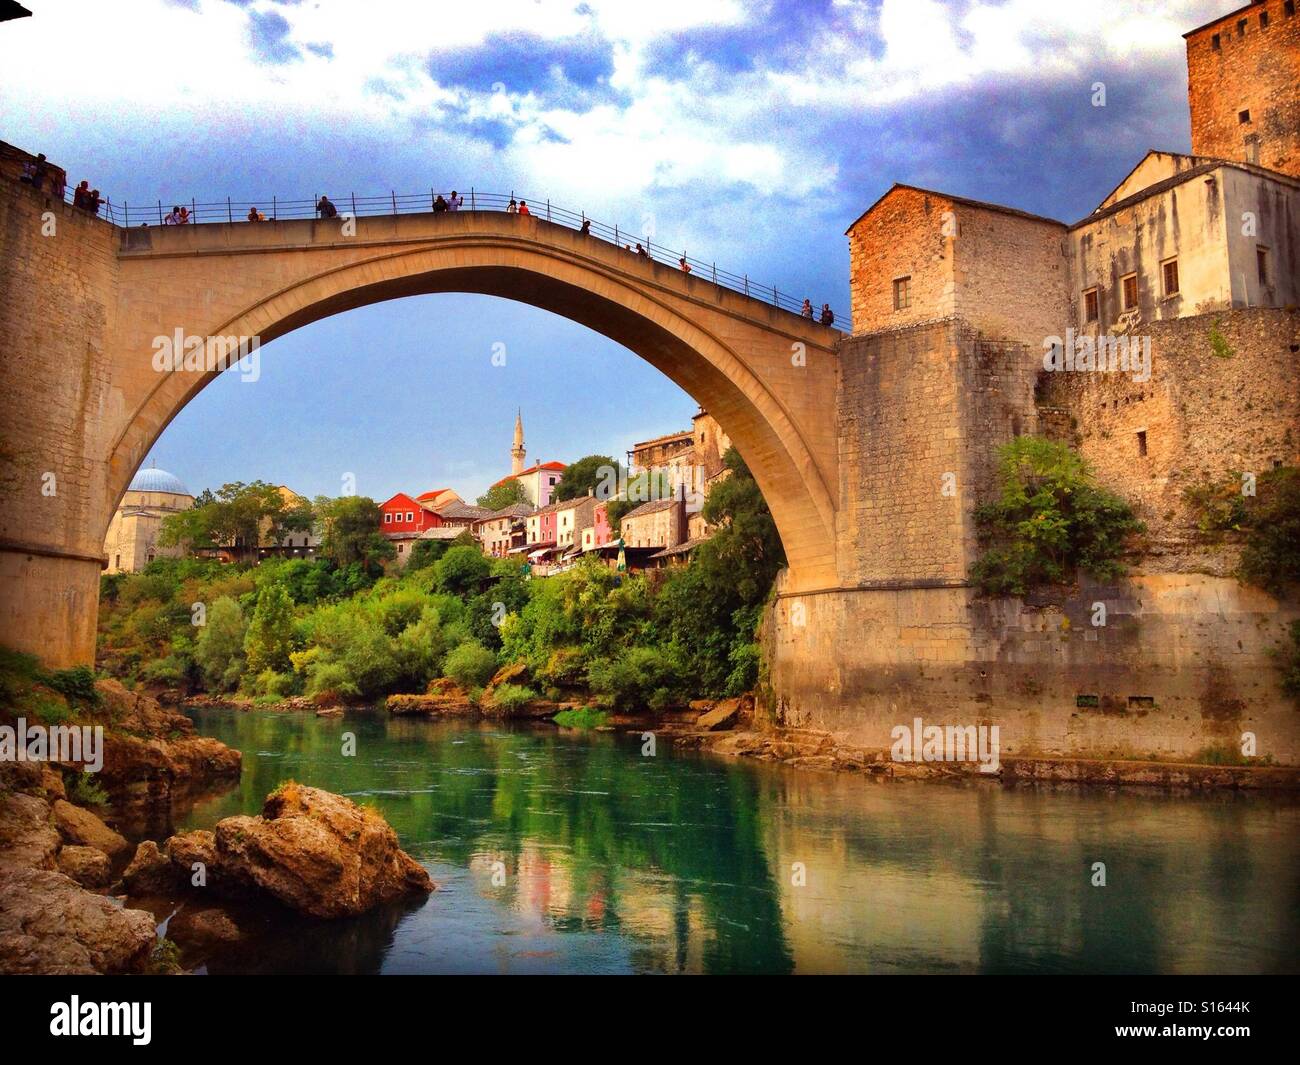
[0,0,1229,502]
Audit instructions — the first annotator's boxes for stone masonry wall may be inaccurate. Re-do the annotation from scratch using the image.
[1186,0,1300,179]
[0,172,120,664]
[836,319,1039,586]
[1037,307,1300,573]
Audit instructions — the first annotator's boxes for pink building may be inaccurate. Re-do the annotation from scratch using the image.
[580,501,611,551]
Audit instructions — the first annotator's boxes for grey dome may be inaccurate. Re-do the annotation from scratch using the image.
[128,467,190,495]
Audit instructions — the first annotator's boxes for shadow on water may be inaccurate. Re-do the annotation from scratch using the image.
[172,707,1300,975]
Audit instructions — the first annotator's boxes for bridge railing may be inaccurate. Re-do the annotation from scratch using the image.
[68,186,843,328]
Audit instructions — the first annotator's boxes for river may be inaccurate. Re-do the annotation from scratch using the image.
[169,707,1299,975]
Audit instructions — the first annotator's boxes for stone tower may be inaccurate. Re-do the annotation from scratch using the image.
[511,409,526,475]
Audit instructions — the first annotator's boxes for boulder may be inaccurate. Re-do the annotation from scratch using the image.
[697,697,741,732]
[0,792,61,870]
[315,706,344,718]
[39,766,66,801]
[57,845,112,888]
[169,905,245,948]
[165,784,433,919]
[51,799,129,859]
[120,840,183,896]
[388,681,473,715]
[0,862,157,974]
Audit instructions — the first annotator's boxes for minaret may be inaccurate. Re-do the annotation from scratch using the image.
[511,409,526,475]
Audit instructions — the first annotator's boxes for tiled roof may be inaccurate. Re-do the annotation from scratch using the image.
[622,497,679,520]
[845,182,1065,235]
[484,503,535,520]
[491,461,566,489]
[436,500,493,520]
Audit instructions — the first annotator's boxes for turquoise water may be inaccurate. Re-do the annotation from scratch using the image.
[175,707,1300,975]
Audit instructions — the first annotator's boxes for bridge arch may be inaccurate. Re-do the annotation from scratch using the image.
[109,215,842,590]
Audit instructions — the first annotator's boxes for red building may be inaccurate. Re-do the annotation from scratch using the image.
[379,492,447,535]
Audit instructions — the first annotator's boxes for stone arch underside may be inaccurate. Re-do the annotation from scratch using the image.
[108,238,841,590]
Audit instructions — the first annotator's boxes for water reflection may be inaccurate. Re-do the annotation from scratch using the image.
[177,708,1300,975]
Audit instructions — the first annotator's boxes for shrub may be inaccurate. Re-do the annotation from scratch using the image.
[1238,467,1300,594]
[443,640,497,689]
[553,707,610,729]
[36,664,101,707]
[244,584,296,675]
[194,597,247,691]
[68,772,109,808]
[434,545,491,597]
[489,683,537,715]
[969,436,1144,596]
[586,645,682,710]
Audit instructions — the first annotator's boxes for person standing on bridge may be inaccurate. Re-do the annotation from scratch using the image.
[506,198,518,213]
[164,206,182,225]
[579,218,591,236]
[801,299,813,318]
[72,181,90,210]
[316,195,338,219]
[679,256,691,274]
[820,304,834,327]
[247,206,264,222]
[635,243,648,259]
[178,206,191,223]
[432,193,448,212]
[518,200,531,215]
[448,190,463,211]
[86,189,102,215]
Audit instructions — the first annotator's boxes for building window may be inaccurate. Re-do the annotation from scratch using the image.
[1211,32,1221,49]
[384,513,391,523]
[406,511,413,522]
[398,544,404,553]
[1288,1,1297,17]
[1261,10,1269,27]
[115,554,121,569]
[1239,108,1251,124]
[1083,287,1099,322]
[1121,273,1138,310]
[1136,430,1147,457]
[1237,18,1246,36]
[892,275,912,311]
[1257,246,1269,285]
[1161,258,1179,297]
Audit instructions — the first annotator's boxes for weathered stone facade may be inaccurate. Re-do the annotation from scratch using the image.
[1185,0,1300,179]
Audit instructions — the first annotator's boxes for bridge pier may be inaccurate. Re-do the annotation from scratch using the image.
[0,548,101,668]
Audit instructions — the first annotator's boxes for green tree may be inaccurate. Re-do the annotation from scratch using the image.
[315,495,394,570]
[244,584,296,675]
[969,436,1144,596]
[606,469,673,533]
[434,544,492,596]
[477,479,528,510]
[160,481,306,562]
[1238,466,1300,593]
[555,455,623,502]
[193,596,247,691]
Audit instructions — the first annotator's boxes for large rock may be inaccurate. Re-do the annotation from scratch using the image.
[162,785,433,919]
[0,862,157,974]
[57,680,242,807]
[57,845,112,888]
[697,698,741,732]
[51,799,129,859]
[120,840,183,896]
[0,792,61,870]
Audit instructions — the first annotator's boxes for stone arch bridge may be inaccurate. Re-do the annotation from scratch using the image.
[1,184,845,665]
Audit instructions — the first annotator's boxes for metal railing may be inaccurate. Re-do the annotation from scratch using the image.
[64,185,843,328]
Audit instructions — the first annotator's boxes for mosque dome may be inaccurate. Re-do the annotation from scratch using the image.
[127,467,190,495]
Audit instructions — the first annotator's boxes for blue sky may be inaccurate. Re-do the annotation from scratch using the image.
[0,0,1227,501]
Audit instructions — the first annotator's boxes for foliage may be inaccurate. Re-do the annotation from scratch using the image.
[1277,621,1300,702]
[244,584,296,676]
[477,478,528,511]
[489,683,537,714]
[194,597,247,691]
[968,437,1144,596]
[606,469,673,533]
[555,454,622,501]
[1238,467,1300,594]
[315,495,394,571]
[433,544,492,597]
[1208,319,1234,360]
[160,481,310,562]
[35,664,101,708]
[1184,476,1250,538]
[68,772,109,807]
[553,706,610,729]
[443,640,497,690]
